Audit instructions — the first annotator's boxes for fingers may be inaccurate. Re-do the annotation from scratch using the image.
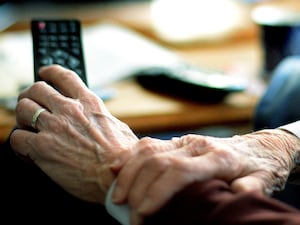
[38,65,89,99]
[230,176,264,192]
[128,156,214,215]
[114,146,240,218]
[112,135,212,207]
[126,155,172,208]
[112,137,183,204]
[132,154,268,217]
[127,156,218,225]
[16,98,51,131]
[132,161,193,214]
[19,65,92,115]
[10,129,36,157]
[18,80,61,112]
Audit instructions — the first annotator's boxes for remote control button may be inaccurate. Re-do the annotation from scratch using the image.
[71,41,80,48]
[38,48,47,55]
[38,41,48,48]
[38,22,46,31]
[51,50,68,59]
[59,23,68,33]
[48,22,58,33]
[48,35,58,42]
[60,42,69,48]
[49,42,59,48]
[54,58,66,66]
[40,56,53,66]
[39,35,47,41]
[68,56,80,68]
[69,23,77,33]
[58,35,69,41]
[70,35,79,41]
[71,48,81,56]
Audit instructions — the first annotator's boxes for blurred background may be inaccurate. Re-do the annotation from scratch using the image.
[1,0,300,141]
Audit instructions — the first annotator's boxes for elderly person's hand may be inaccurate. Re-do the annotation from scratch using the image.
[9,65,139,204]
[112,130,300,225]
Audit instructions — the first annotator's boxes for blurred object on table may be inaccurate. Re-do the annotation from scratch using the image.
[251,0,300,80]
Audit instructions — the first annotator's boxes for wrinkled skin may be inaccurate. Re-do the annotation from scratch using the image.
[10,65,139,203]
[112,130,300,225]
[9,65,300,225]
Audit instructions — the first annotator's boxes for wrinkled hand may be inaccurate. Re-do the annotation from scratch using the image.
[112,130,300,225]
[10,65,138,203]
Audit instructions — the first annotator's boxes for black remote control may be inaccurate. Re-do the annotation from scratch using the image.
[31,19,88,86]
[134,65,246,103]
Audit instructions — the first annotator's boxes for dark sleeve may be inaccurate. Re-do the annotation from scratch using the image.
[144,179,300,225]
[0,136,120,225]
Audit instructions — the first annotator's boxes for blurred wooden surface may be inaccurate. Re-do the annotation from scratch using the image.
[0,1,263,142]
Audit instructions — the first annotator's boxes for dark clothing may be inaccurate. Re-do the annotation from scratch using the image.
[0,139,120,224]
[146,180,300,225]
[2,138,300,225]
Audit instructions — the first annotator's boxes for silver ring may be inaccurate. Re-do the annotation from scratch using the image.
[31,108,46,129]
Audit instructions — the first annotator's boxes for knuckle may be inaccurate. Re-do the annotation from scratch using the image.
[32,81,48,91]
[67,100,84,114]
[137,137,158,155]
[30,81,49,98]
[59,66,80,82]
[139,136,154,145]
[16,98,30,113]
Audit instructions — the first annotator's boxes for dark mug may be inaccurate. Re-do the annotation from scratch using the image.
[251,1,300,79]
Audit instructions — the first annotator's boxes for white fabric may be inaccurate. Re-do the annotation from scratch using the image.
[105,180,130,225]
[279,120,300,139]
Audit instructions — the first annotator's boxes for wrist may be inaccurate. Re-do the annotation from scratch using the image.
[94,163,117,203]
[276,128,300,184]
[253,129,300,174]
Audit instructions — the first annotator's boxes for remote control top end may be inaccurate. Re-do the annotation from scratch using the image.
[31,19,88,86]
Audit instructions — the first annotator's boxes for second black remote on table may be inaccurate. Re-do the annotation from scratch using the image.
[31,19,88,86]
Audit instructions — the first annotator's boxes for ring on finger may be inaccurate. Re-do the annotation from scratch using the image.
[31,108,46,129]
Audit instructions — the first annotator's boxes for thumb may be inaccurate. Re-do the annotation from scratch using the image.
[230,176,266,194]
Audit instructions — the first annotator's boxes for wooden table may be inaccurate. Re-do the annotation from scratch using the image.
[0,1,264,143]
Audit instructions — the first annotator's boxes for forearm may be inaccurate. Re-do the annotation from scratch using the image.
[252,128,300,169]
[111,128,300,220]
[249,127,300,184]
